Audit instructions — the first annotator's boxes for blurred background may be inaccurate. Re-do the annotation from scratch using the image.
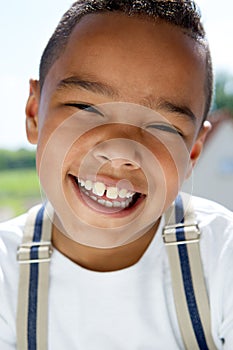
[0,0,233,221]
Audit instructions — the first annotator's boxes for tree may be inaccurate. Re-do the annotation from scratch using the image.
[0,149,36,170]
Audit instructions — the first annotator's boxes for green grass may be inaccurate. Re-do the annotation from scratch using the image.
[0,168,42,220]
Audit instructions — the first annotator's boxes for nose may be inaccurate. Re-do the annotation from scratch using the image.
[97,155,140,170]
[93,139,141,170]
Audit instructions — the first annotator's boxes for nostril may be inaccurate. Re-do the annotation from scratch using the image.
[95,154,140,169]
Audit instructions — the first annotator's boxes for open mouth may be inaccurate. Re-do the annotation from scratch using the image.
[70,175,146,213]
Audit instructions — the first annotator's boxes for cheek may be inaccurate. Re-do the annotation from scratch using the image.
[36,110,89,175]
[61,131,99,174]
[153,148,180,190]
[146,131,188,163]
[145,133,190,190]
[145,142,187,214]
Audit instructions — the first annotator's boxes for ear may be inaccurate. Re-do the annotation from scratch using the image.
[25,79,40,144]
[186,121,212,178]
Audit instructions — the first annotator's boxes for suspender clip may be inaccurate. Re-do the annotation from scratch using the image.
[162,223,200,246]
[17,241,53,264]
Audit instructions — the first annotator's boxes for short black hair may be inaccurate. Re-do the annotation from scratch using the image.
[39,0,213,120]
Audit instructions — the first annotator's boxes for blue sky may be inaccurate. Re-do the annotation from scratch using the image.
[1,0,233,149]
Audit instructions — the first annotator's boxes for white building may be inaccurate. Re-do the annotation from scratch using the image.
[183,113,233,211]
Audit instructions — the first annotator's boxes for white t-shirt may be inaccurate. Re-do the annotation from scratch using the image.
[0,196,233,350]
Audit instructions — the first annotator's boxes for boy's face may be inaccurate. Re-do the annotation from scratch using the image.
[26,13,210,248]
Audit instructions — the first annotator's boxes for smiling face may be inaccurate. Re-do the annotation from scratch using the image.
[26,13,210,248]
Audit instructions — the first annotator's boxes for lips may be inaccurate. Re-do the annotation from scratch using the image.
[69,175,145,212]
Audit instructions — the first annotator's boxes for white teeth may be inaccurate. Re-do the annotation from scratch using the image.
[113,201,121,208]
[93,182,106,196]
[84,180,92,191]
[119,188,128,199]
[121,202,126,209]
[106,187,118,199]
[105,201,113,208]
[77,178,137,206]
[80,187,134,209]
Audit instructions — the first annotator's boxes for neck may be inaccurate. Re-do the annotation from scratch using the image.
[52,220,160,272]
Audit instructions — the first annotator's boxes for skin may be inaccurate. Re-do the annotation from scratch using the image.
[25,13,211,271]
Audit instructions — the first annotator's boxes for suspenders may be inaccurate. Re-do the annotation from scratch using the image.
[163,193,217,350]
[17,204,53,350]
[16,194,217,350]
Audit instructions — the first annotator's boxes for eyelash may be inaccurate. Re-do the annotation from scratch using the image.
[147,124,183,136]
[64,102,103,116]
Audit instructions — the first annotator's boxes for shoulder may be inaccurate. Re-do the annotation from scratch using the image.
[192,195,233,230]
[191,195,233,281]
[191,195,233,250]
[191,198,233,338]
[0,214,27,278]
[186,196,233,276]
[0,213,26,250]
[0,214,29,343]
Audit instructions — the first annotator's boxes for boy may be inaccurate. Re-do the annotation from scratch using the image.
[1,1,233,349]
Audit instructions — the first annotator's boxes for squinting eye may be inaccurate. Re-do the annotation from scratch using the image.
[65,103,104,116]
[147,123,183,136]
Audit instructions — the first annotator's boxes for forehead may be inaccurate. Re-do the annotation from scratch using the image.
[42,12,207,121]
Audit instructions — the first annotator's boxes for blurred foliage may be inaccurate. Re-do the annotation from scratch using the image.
[213,71,233,114]
[0,168,41,220]
[0,149,39,220]
[0,148,36,170]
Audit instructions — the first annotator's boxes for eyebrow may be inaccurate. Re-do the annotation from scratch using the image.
[56,75,120,99]
[56,75,196,123]
[156,99,196,124]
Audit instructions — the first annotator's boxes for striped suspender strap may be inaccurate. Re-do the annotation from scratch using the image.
[163,193,217,350]
[16,203,53,350]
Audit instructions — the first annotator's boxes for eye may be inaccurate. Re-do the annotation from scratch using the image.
[147,123,183,137]
[64,102,104,116]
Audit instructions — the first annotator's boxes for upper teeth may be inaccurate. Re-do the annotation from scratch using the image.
[77,178,135,199]
[93,182,106,196]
